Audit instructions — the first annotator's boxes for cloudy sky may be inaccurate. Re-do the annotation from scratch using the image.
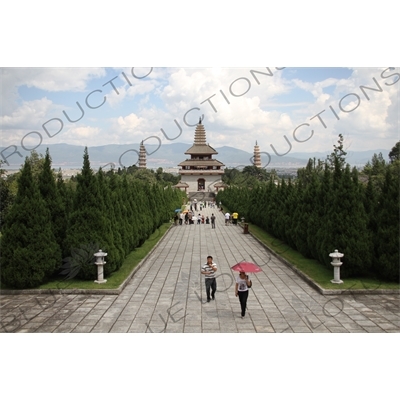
[1,67,399,164]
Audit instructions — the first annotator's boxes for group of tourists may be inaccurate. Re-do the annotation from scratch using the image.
[175,200,222,228]
[189,200,218,212]
[175,204,239,229]
[177,211,216,228]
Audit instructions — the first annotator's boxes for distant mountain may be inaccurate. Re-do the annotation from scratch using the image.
[0,142,391,170]
[290,149,390,166]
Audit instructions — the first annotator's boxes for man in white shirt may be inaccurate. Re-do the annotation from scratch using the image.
[201,256,217,302]
[224,212,230,226]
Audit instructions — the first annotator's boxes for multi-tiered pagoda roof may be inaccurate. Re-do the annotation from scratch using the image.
[178,120,224,173]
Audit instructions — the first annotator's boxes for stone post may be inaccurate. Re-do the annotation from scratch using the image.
[329,249,344,284]
[94,249,107,284]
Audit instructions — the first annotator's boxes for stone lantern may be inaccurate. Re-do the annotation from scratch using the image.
[94,249,107,284]
[329,249,344,284]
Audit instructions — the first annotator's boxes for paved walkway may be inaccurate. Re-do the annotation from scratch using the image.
[1,207,399,333]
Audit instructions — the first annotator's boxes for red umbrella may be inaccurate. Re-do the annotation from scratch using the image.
[231,261,262,273]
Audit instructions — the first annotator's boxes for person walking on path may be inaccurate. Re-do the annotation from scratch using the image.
[235,271,252,318]
[232,212,238,225]
[201,256,217,302]
[211,213,216,229]
[225,212,230,226]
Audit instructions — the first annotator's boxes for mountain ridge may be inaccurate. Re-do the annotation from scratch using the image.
[0,142,390,170]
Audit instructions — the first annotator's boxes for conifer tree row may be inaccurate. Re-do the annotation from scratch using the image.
[1,159,61,288]
[0,148,183,288]
[217,140,399,282]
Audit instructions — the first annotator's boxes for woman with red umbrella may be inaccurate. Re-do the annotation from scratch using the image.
[232,262,261,319]
[235,271,252,318]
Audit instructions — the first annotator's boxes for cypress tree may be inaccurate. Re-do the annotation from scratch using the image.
[121,174,138,251]
[145,183,157,231]
[0,162,14,228]
[292,179,311,256]
[312,163,332,263]
[273,179,285,241]
[132,179,152,244]
[374,165,400,281]
[1,158,61,288]
[97,169,124,268]
[319,163,372,277]
[109,172,130,256]
[283,178,296,248]
[256,184,268,228]
[38,149,65,261]
[56,169,74,257]
[64,148,118,280]
[265,178,277,234]
[247,185,261,224]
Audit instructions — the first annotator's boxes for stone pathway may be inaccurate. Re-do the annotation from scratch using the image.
[1,206,399,333]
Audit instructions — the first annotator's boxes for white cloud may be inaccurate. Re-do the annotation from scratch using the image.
[0,98,53,129]
[325,69,398,151]
[3,67,106,92]
[160,67,288,116]
[117,113,143,131]
[61,126,102,146]
[105,68,158,108]
[1,67,106,116]
[267,68,400,152]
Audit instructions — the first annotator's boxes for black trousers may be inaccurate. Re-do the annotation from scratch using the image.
[238,290,249,316]
[205,278,217,300]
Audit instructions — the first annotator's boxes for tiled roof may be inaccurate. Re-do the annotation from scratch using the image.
[174,181,189,187]
[184,144,218,155]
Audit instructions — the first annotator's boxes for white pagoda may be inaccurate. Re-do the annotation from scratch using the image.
[253,141,261,167]
[139,141,146,169]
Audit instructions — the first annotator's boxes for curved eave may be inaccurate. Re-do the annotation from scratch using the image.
[184,144,218,155]
[174,182,189,188]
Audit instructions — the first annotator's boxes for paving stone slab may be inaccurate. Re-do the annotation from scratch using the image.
[72,325,94,333]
